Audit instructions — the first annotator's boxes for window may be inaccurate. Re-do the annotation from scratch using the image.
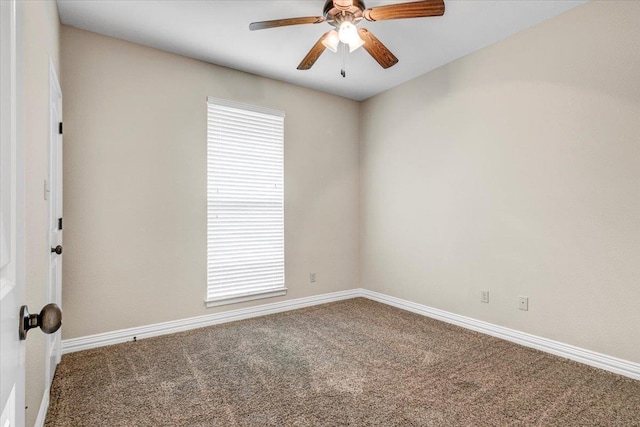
[206,97,285,307]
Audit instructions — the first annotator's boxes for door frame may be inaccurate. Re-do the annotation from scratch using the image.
[45,57,63,389]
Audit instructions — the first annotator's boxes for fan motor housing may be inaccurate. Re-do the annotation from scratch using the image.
[323,0,366,26]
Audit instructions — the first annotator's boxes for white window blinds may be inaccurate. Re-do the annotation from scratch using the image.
[206,97,285,307]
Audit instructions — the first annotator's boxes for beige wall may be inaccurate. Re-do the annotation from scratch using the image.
[360,0,640,363]
[23,1,60,425]
[60,27,360,339]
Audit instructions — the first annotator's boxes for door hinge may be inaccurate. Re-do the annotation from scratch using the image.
[58,122,63,135]
[58,217,63,230]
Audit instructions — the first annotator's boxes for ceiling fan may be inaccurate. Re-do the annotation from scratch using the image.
[249,0,445,76]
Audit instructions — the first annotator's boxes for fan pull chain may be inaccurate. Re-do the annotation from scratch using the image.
[340,42,346,78]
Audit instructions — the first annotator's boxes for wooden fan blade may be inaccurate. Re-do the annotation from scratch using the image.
[358,28,399,69]
[297,32,330,70]
[363,0,444,21]
[249,16,324,31]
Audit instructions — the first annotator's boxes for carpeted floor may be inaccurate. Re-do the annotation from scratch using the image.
[46,298,640,426]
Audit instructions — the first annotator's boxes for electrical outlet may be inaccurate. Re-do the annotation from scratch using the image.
[481,290,489,303]
[310,273,316,283]
[519,296,529,311]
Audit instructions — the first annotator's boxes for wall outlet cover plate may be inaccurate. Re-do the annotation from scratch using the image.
[519,296,529,311]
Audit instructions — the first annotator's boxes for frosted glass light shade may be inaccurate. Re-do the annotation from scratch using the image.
[322,30,340,53]
[338,22,357,44]
[338,21,365,52]
[348,37,365,53]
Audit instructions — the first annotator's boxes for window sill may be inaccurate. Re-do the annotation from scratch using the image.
[205,288,288,308]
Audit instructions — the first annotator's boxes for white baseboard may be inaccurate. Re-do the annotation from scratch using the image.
[61,287,640,381]
[33,387,49,427]
[61,289,361,355]
[360,289,640,381]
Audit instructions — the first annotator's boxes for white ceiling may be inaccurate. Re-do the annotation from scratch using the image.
[56,0,586,101]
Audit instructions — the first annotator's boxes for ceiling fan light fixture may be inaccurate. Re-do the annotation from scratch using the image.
[338,21,365,52]
[251,0,446,72]
[322,30,340,52]
[338,21,356,43]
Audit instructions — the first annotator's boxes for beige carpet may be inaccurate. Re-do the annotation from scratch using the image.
[46,298,640,426]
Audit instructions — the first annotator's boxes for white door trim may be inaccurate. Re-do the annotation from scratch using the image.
[33,388,49,427]
[45,55,63,391]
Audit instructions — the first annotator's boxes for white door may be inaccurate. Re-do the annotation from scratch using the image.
[1,1,26,426]
[46,63,63,387]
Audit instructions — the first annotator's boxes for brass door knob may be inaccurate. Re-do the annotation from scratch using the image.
[51,245,63,255]
[19,303,62,340]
